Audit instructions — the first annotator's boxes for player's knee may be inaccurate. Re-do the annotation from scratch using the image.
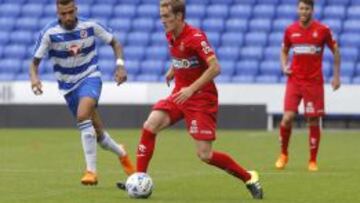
[197,150,212,162]
[282,115,294,127]
[143,119,160,133]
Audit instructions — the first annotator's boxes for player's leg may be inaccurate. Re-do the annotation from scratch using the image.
[92,110,135,175]
[136,110,172,173]
[276,80,301,169]
[307,116,320,171]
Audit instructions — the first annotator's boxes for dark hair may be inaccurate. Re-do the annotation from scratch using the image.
[56,0,75,5]
[298,0,314,8]
[160,0,186,20]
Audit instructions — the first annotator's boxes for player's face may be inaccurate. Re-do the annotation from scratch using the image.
[57,2,77,30]
[160,6,182,33]
[297,2,313,25]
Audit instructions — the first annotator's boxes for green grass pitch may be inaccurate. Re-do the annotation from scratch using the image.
[0,129,359,203]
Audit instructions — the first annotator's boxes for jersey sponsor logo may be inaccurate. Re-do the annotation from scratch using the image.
[172,56,200,69]
[293,44,321,55]
[200,41,212,55]
[68,44,82,56]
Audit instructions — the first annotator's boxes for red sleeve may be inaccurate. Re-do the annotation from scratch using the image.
[324,26,337,52]
[189,32,215,63]
[282,27,291,48]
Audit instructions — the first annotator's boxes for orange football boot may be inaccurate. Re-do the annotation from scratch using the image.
[275,153,288,170]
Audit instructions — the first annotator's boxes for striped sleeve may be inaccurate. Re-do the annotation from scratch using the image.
[93,21,113,44]
[33,30,50,59]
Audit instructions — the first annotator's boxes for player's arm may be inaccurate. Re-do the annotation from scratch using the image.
[173,55,220,104]
[280,44,291,76]
[109,37,127,85]
[29,57,43,95]
[165,66,175,87]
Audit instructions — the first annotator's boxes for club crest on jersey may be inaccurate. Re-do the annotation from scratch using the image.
[80,29,88,39]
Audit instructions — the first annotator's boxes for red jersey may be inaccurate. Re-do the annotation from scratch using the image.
[166,23,217,96]
[283,20,337,83]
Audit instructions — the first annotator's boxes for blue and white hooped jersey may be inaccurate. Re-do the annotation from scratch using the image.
[33,18,113,95]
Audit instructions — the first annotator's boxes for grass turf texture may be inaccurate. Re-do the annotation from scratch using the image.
[0,129,359,203]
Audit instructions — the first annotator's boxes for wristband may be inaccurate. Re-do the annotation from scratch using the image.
[116,58,125,66]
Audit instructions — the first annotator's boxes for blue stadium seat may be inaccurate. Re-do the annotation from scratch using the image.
[21,4,43,17]
[135,74,159,82]
[77,0,96,4]
[273,18,293,32]
[341,62,355,77]
[40,73,56,81]
[233,0,256,5]
[187,5,206,19]
[323,5,346,19]
[259,61,282,76]
[323,48,334,62]
[264,46,281,60]
[219,60,235,76]
[108,18,131,32]
[322,61,332,77]
[154,19,165,31]
[351,0,360,5]
[140,60,164,75]
[0,59,22,74]
[187,18,201,28]
[38,18,56,30]
[187,0,210,5]
[217,46,239,61]
[340,33,360,47]
[39,60,53,74]
[202,18,225,32]
[280,0,297,4]
[322,19,342,34]
[347,6,360,19]
[268,32,283,46]
[145,46,168,60]
[30,0,52,3]
[249,18,272,32]
[253,5,275,19]
[15,18,38,31]
[244,32,267,46]
[210,0,233,4]
[327,0,351,5]
[232,75,255,83]
[0,17,15,31]
[0,4,21,17]
[10,31,33,45]
[0,31,9,45]
[78,4,90,18]
[151,32,167,45]
[207,4,229,19]
[98,46,114,60]
[229,5,252,19]
[98,59,115,75]
[352,76,360,84]
[43,4,57,18]
[126,32,150,46]
[95,0,118,4]
[90,4,113,18]
[235,60,259,76]
[341,47,359,61]
[255,75,279,83]
[206,32,221,47]
[355,63,360,76]
[113,4,136,18]
[343,20,360,33]
[125,60,140,75]
[260,0,280,4]
[276,5,297,19]
[225,19,248,32]
[0,73,15,81]
[137,4,158,18]
[3,45,27,59]
[124,46,145,60]
[144,0,162,4]
[239,46,263,60]
[15,73,30,81]
[221,32,243,47]
[215,75,232,83]
[132,18,155,32]
[338,76,352,84]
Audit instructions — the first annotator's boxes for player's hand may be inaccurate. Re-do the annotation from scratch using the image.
[331,76,341,91]
[115,66,127,86]
[30,77,43,95]
[165,73,174,87]
[282,66,292,76]
[172,87,194,104]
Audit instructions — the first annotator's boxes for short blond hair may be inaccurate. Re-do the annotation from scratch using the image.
[160,0,186,20]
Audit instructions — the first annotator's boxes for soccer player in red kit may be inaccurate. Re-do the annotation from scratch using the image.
[275,0,341,172]
[118,0,263,199]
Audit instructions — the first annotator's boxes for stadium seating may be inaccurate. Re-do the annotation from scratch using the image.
[0,0,359,84]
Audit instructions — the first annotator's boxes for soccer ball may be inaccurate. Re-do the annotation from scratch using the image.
[125,172,153,199]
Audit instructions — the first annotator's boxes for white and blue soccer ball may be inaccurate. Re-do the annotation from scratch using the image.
[125,172,154,199]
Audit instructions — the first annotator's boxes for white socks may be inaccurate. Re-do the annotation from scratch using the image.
[97,131,126,157]
[78,120,97,173]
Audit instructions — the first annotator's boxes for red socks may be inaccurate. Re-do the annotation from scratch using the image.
[136,129,156,172]
[208,151,251,182]
[309,125,321,162]
[280,125,292,155]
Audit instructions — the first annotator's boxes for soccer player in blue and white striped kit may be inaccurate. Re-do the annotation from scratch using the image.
[29,0,135,185]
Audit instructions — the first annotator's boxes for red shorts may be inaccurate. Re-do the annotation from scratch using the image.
[284,79,324,117]
[152,92,218,141]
